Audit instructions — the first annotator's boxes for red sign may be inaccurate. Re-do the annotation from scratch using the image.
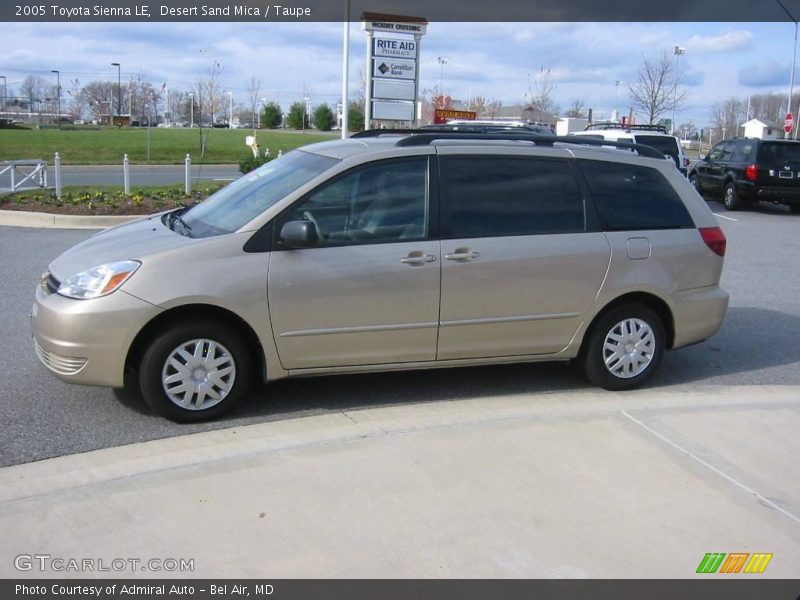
[785,113,794,133]
[433,109,477,124]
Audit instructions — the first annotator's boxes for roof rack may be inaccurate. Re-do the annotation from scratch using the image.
[585,122,669,134]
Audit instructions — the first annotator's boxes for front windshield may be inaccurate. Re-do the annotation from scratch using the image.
[176,150,338,237]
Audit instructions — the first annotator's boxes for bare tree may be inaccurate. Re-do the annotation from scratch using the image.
[526,68,557,119]
[246,76,262,129]
[466,95,489,117]
[486,99,503,118]
[711,97,746,140]
[749,92,788,123]
[677,120,697,140]
[629,51,687,124]
[20,75,48,111]
[80,80,115,121]
[565,99,586,118]
[197,61,224,126]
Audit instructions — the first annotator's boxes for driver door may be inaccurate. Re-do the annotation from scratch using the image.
[267,156,441,370]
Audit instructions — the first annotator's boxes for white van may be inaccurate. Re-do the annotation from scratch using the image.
[571,124,689,176]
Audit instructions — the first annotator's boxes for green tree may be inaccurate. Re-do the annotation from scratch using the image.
[313,103,335,131]
[286,101,307,129]
[261,102,282,128]
[348,101,364,132]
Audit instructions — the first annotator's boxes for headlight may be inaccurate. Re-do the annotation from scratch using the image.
[57,260,141,299]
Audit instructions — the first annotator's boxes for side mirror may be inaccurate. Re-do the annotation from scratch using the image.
[699,153,707,161]
[279,220,318,249]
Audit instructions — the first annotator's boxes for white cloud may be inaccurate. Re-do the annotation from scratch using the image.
[684,30,754,53]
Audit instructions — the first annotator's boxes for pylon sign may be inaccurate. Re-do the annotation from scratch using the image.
[362,12,427,126]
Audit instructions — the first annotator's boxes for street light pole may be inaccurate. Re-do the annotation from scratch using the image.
[110,62,121,123]
[613,79,621,120]
[672,46,685,135]
[341,0,350,139]
[776,0,798,138]
[437,57,449,97]
[227,91,233,127]
[0,75,6,113]
[188,92,194,128]
[51,70,60,127]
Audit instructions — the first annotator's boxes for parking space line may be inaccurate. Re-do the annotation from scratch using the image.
[713,213,738,222]
[620,410,800,525]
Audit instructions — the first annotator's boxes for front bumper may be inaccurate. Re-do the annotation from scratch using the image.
[31,283,161,388]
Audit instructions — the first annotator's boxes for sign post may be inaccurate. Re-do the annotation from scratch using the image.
[362,12,427,129]
[784,112,794,134]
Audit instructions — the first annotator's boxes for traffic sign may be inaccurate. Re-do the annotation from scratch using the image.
[785,113,794,133]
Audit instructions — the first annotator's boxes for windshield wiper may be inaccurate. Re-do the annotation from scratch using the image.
[166,207,192,235]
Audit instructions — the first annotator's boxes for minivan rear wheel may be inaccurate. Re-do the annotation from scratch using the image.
[582,305,664,391]
[138,319,253,422]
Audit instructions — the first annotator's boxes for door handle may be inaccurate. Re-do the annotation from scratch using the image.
[445,248,479,262]
[400,252,437,266]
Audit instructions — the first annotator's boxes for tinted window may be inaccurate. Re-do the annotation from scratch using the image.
[440,157,585,238]
[707,143,727,161]
[284,158,429,246]
[732,140,757,162]
[635,135,680,167]
[758,142,800,164]
[580,160,694,231]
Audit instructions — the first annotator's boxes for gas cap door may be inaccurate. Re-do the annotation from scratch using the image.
[626,237,651,260]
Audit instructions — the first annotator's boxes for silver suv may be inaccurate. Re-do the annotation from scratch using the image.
[31,131,729,422]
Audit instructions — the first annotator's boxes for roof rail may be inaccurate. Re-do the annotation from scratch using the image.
[585,122,669,134]
[351,128,420,138]
[391,131,667,159]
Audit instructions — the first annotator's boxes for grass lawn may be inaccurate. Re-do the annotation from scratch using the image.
[0,183,228,215]
[0,127,337,165]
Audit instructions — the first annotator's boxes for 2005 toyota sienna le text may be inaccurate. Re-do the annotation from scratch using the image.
[31,131,729,422]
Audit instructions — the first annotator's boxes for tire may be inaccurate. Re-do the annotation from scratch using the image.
[581,304,665,391]
[723,181,744,211]
[138,319,253,422]
[790,204,800,214]
[689,173,702,194]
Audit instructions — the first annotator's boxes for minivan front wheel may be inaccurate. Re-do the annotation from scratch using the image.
[582,305,664,391]
[139,320,253,422]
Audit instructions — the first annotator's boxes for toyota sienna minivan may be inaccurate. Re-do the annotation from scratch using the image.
[32,131,729,421]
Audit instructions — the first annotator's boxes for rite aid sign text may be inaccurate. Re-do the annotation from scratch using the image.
[373,37,417,59]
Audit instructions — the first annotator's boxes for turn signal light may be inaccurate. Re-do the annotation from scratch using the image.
[699,227,727,257]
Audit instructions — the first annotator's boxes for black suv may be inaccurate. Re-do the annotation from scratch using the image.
[688,137,800,213]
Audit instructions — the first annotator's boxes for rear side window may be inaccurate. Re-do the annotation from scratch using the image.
[439,156,585,238]
[732,140,756,162]
[579,160,694,231]
[758,142,800,164]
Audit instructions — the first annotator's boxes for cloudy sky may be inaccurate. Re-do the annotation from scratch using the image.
[1,21,797,126]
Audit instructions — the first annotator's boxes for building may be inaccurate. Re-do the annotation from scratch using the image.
[742,118,781,140]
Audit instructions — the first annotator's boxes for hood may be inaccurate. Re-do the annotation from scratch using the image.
[49,214,195,281]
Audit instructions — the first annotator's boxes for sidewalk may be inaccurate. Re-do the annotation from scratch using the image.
[1,385,799,578]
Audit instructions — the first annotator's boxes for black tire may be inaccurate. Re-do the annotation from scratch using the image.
[581,304,665,391]
[790,204,800,214]
[138,319,253,422]
[723,181,744,211]
[689,173,702,194]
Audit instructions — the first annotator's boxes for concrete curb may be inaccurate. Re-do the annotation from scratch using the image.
[0,209,141,229]
[1,384,797,506]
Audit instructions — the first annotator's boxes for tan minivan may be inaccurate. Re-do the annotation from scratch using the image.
[32,131,729,421]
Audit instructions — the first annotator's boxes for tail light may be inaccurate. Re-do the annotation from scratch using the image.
[699,227,727,257]
[745,164,758,182]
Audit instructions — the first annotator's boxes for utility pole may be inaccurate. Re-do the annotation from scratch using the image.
[0,75,7,113]
[613,80,621,120]
[341,0,350,139]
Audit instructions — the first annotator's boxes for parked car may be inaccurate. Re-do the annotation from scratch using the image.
[32,130,729,422]
[688,137,800,212]
[571,124,689,175]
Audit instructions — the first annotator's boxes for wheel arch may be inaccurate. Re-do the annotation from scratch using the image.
[125,304,267,381]
[580,291,676,356]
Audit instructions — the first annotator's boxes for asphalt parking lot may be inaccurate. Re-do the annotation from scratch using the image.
[1,198,800,467]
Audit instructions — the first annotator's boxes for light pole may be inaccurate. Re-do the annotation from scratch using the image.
[437,57,449,98]
[672,46,686,134]
[0,75,6,113]
[188,92,194,128]
[303,96,310,132]
[51,70,60,127]
[613,79,622,121]
[776,0,798,138]
[341,0,350,139]
[227,91,233,127]
[110,62,121,123]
